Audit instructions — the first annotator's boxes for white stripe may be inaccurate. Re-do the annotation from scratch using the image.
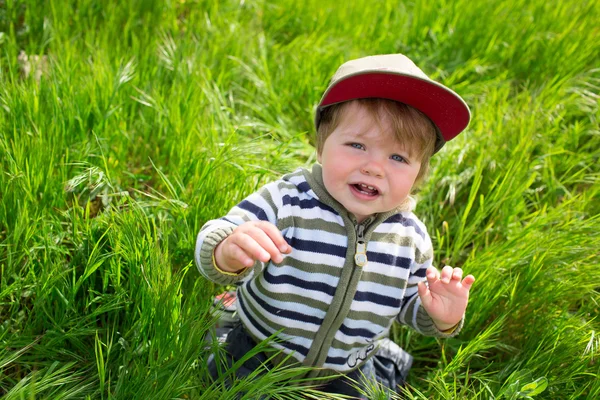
[326,347,354,360]
[221,211,250,225]
[362,260,411,280]
[291,248,346,268]
[408,272,428,284]
[293,207,343,224]
[287,227,348,246]
[332,328,369,347]
[368,240,416,258]
[403,285,419,298]
[323,361,351,370]
[257,279,334,306]
[242,282,323,331]
[340,317,389,333]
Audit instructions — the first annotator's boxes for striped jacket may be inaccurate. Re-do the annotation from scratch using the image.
[196,164,462,372]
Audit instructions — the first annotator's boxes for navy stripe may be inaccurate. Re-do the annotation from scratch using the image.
[325,355,347,365]
[282,194,338,215]
[290,237,347,258]
[382,214,425,238]
[339,323,378,339]
[413,267,427,278]
[263,268,337,297]
[237,293,310,357]
[368,251,412,269]
[353,290,401,308]
[246,282,324,326]
[296,181,312,194]
[238,200,269,221]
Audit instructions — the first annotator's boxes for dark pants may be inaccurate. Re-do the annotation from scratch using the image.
[207,323,412,399]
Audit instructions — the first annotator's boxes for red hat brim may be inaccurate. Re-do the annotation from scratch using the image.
[317,72,470,144]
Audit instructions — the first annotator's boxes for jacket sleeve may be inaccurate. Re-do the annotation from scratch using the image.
[195,180,283,285]
[396,228,464,338]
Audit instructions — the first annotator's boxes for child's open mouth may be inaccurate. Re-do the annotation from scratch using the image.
[351,183,379,197]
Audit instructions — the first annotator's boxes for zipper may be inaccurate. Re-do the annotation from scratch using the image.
[354,223,368,267]
[306,216,370,369]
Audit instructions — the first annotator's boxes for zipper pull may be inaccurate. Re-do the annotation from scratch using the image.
[354,224,368,267]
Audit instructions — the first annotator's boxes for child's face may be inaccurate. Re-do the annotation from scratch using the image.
[317,102,422,223]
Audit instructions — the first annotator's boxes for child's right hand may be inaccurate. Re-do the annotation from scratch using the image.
[214,221,292,273]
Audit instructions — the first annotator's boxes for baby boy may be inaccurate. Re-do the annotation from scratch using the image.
[196,54,475,397]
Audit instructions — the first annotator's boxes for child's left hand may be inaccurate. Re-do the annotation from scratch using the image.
[417,266,475,331]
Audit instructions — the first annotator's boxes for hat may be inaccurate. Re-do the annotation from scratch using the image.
[315,54,471,152]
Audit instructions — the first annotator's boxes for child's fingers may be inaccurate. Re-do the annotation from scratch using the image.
[451,268,463,281]
[462,274,476,289]
[255,221,291,254]
[440,266,453,283]
[417,281,432,307]
[229,233,271,264]
[226,241,258,268]
[246,225,285,263]
[426,266,439,286]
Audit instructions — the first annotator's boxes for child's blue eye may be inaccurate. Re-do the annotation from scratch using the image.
[349,143,365,150]
[391,154,406,163]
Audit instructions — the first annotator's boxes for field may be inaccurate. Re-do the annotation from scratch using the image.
[1,0,599,398]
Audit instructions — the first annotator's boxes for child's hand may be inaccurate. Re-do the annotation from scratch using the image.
[417,266,475,331]
[214,221,292,273]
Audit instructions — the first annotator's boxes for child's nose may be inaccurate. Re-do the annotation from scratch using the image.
[360,160,384,178]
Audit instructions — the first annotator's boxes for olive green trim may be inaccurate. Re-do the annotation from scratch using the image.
[346,309,398,327]
[281,255,343,279]
[359,271,407,287]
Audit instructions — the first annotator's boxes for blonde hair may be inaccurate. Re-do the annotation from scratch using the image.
[316,98,438,186]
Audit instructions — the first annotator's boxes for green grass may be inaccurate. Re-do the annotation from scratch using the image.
[0,0,598,398]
